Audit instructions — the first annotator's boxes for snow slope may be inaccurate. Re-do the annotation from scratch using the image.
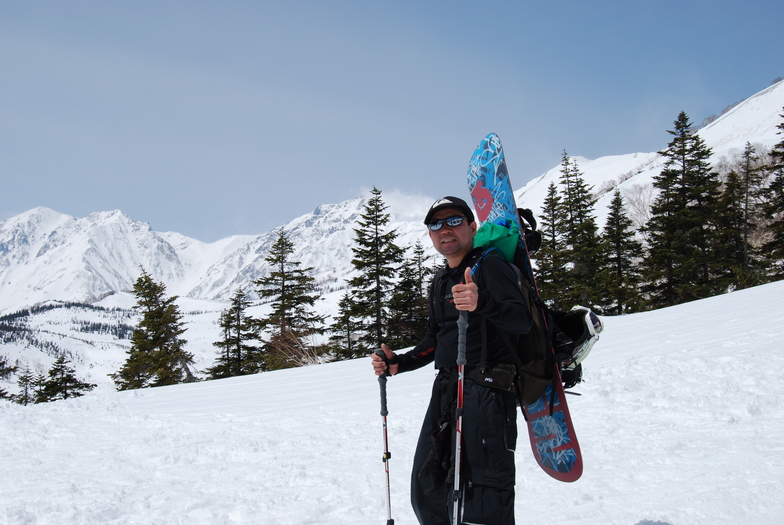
[2,280,783,525]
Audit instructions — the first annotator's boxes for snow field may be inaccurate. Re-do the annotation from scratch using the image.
[2,280,784,524]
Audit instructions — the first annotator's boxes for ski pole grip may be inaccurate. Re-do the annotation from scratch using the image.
[457,311,468,366]
[375,348,389,417]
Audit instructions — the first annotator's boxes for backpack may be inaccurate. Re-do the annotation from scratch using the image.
[469,208,603,407]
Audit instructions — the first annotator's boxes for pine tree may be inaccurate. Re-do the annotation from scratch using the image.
[206,288,262,379]
[643,111,722,307]
[328,291,365,361]
[0,355,16,379]
[761,108,784,280]
[599,190,644,314]
[255,229,325,369]
[347,187,406,354]
[41,355,96,401]
[558,153,602,308]
[641,138,685,308]
[11,365,36,405]
[715,169,747,288]
[0,355,16,400]
[32,372,48,404]
[111,268,194,390]
[534,181,569,310]
[715,142,767,289]
[386,241,433,349]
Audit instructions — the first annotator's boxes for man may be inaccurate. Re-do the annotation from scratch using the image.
[372,196,531,524]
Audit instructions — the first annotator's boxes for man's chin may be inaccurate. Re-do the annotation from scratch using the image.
[437,242,461,256]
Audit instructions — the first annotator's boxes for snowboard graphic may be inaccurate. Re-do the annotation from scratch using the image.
[524,380,582,481]
[467,133,517,226]
[467,133,583,482]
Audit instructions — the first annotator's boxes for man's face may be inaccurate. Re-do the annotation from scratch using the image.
[428,209,476,265]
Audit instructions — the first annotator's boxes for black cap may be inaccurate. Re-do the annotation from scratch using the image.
[424,196,475,225]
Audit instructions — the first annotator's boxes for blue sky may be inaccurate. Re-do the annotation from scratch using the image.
[2,1,782,242]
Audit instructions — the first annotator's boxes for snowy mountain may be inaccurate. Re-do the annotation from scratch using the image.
[2,78,784,524]
[1,79,783,390]
[2,278,783,524]
[514,78,784,228]
[0,193,437,315]
[2,81,783,318]
[0,193,438,387]
[0,208,186,310]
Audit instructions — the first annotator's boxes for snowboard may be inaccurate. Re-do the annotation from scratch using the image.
[466,132,583,482]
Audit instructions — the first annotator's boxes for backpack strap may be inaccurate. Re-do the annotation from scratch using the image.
[471,247,521,373]
[429,266,449,322]
[473,249,558,410]
[430,248,485,323]
[478,317,489,372]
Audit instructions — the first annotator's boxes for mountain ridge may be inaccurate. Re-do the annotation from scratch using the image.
[2,80,783,315]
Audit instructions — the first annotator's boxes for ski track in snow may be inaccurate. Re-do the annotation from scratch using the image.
[2,281,784,524]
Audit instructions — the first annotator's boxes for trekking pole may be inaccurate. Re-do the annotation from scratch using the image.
[374,348,395,525]
[452,311,468,525]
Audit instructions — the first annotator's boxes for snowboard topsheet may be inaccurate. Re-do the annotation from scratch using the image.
[467,133,519,227]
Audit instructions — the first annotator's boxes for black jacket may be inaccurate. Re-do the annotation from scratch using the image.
[397,248,532,373]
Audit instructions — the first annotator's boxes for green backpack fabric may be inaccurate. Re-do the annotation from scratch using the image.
[472,221,520,263]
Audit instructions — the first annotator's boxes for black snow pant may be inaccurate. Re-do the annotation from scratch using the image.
[411,369,518,525]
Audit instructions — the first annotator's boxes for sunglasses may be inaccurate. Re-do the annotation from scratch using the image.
[427,216,468,231]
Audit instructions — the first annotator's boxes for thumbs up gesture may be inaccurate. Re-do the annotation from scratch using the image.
[452,267,479,312]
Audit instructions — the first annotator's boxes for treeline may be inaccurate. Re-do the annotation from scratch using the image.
[108,108,784,388]
[75,321,135,339]
[534,109,784,314]
[3,108,782,395]
[0,303,134,345]
[0,302,134,379]
[0,302,129,403]
[100,188,434,390]
[203,186,435,380]
[1,354,96,404]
